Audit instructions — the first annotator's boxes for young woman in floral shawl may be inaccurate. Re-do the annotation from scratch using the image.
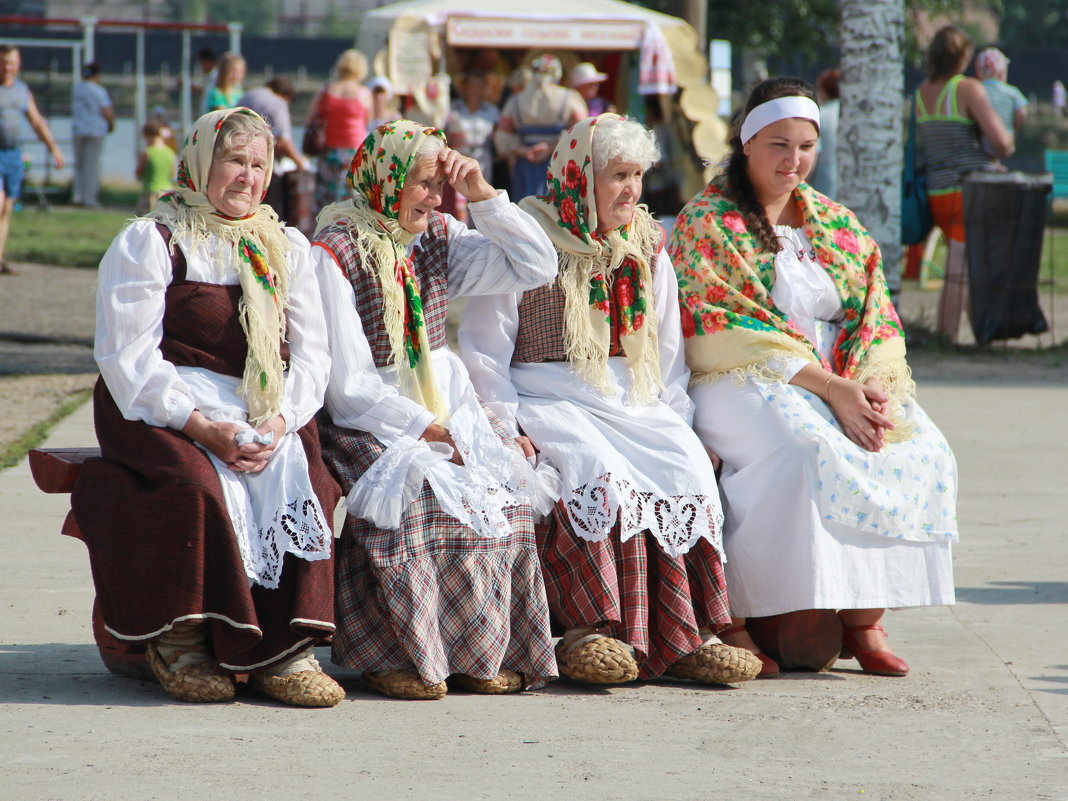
[71,107,344,707]
[311,120,561,699]
[461,114,761,686]
[669,77,958,677]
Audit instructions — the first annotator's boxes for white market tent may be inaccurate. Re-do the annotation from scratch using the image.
[356,0,705,96]
[356,0,718,198]
[357,0,692,48]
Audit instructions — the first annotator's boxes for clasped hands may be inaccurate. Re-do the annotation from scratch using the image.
[183,411,287,473]
[826,375,893,452]
[420,423,537,466]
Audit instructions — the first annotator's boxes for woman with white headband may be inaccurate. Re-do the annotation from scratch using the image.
[668,77,958,678]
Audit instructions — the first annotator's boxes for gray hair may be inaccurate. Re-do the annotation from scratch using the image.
[414,133,446,161]
[592,116,660,173]
[212,111,274,163]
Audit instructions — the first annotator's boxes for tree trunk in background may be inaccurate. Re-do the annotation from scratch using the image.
[837,0,905,303]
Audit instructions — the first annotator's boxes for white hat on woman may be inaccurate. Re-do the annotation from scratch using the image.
[571,62,608,88]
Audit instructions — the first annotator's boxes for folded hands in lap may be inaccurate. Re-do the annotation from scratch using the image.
[183,411,287,473]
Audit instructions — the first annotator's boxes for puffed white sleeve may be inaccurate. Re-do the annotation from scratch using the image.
[94,220,196,429]
[458,291,523,439]
[444,193,557,298]
[653,249,696,424]
[312,243,436,443]
[279,228,330,432]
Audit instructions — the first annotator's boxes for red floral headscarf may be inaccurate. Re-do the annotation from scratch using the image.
[518,114,664,402]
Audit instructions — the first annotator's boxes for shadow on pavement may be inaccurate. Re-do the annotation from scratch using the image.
[955,580,1068,604]
[0,341,96,375]
[0,642,165,707]
[1032,666,1068,695]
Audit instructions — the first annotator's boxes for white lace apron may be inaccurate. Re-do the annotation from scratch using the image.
[344,347,560,536]
[179,368,331,589]
[509,357,724,559]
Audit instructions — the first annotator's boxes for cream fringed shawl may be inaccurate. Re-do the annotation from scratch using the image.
[315,120,449,422]
[518,113,665,403]
[668,180,916,441]
[145,107,290,426]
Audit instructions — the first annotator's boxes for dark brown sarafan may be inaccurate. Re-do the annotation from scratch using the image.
[70,224,340,670]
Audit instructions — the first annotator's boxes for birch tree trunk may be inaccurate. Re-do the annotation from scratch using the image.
[837,0,905,302]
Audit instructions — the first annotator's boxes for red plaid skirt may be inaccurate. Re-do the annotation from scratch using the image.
[538,503,731,679]
[320,410,558,687]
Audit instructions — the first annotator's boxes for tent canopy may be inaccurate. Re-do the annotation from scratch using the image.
[357,0,689,90]
[358,0,689,56]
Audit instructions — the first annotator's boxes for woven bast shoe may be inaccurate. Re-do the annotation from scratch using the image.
[450,669,524,694]
[719,624,781,678]
[663,641,762,685]
[556,633,640,684]
[145,641,236,703]
[248,668,345,707]
[363,669,448,700]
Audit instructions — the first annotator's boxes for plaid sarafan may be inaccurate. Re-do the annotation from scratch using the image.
[512,232,663,364]
[314,210,450,367]
[537,504,731,679]
[319,406,558,687]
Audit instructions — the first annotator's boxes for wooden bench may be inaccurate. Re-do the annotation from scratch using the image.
[29,447,152,681]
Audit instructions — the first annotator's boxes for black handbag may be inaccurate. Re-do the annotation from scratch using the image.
[301,92,326,157]
[901,95,934,246]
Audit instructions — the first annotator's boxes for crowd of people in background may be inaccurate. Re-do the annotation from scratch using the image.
[1,36,1064,282]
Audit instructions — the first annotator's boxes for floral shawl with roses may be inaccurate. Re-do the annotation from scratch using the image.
[668,179,916,441]
[315,120,449,422]
[145,107,291,426]
[518,114,665,403]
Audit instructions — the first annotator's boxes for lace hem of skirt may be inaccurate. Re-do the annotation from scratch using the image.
[561,472,724,558]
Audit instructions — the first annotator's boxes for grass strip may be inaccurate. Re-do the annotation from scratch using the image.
[0,387,93,471]
[6,206,132,268]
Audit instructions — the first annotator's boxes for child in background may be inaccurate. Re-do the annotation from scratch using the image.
[135,121,175,214]
[366,76,399,130]
[148,105,179,152]
[975,47,1025,163]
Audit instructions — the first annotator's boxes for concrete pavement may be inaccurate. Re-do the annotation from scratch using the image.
[1,376,1066,800]
[3,255,1068,800]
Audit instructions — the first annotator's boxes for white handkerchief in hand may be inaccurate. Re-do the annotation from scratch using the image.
[235,428,274,447]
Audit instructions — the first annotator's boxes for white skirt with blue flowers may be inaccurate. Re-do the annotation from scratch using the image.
[690,377,957,618]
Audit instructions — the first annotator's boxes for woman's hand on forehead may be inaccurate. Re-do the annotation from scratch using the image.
[438,147,496,202]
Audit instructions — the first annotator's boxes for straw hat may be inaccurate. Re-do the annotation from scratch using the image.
[571,62,608,88]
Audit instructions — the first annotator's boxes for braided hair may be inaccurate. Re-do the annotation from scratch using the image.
[722,77,818,254]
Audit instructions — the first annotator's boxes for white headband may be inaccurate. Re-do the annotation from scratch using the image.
[740,96,821,144]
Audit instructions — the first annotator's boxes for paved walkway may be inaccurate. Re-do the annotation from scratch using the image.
[2,259,1067,799]
[1,378,1066,800]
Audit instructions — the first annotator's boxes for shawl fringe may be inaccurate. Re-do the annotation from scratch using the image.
[145,194,291,427]
[315,196,448,422]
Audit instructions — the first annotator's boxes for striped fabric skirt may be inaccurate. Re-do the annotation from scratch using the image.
[319,411,558,688]
[538,504,732,679]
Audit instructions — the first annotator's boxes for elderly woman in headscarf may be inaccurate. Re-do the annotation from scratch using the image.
[460,114,761,686]
[495,54,588,199]
[70,108,344,706]
[311,120,560,700]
